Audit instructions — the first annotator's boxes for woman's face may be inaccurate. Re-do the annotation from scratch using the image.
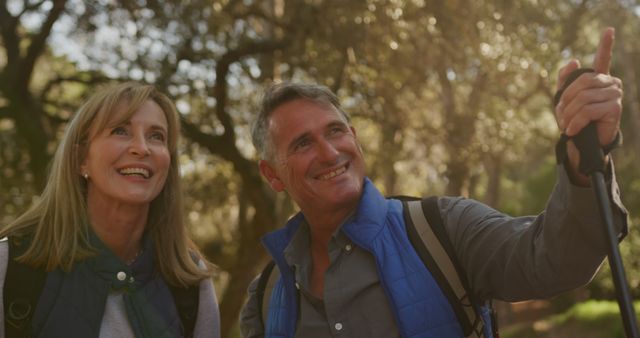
[81,99,171,208]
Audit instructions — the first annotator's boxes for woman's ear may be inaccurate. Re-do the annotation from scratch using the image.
[259,160,285,192]
[75,144,88,177]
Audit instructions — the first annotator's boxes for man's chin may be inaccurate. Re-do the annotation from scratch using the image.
[327,188,361,206]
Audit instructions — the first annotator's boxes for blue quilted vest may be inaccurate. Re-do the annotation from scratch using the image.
[261,178,490,338]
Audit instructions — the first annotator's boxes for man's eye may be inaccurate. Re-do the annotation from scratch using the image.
[294,139,311,151]
[330,126,344,134]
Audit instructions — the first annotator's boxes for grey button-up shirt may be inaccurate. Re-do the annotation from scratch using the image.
[240,164,628,337]
[284,220,400,338]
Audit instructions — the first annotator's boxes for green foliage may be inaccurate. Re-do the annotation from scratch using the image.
[2,0,640,335]
[0,119,34,222]
[502,300,640,338]
[498,155,556,216]
[588,218,640,300]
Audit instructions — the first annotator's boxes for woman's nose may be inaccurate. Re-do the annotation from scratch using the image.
[129,134,150,156]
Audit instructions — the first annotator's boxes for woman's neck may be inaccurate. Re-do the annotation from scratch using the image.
[87,198,148,263]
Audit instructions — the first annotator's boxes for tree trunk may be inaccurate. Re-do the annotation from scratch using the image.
[8,94,51,189]
[0,0,68,189]
[617,28,640,156]
[483,154,503,208]
[378,100,402,195]
[437,63,487,197]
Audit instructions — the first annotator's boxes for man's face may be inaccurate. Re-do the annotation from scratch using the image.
[259,99,366,214]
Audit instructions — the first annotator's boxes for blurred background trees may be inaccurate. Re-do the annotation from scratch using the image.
[1,0,638,336]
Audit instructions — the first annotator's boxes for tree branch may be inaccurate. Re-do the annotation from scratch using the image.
[39,72,111,103]
[19,0,47,16]
[0,0,20,65]
[467,69,488,110]
[42,108,70,124]
[559,0,589,51]
[20,0,67,87]
[0,106,11,119]
[180,115,232,160]
[513,73,550,107]
[211,37,291,142]
[330,46,349,94]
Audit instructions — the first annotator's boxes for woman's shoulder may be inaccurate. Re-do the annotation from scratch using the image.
[0,238,6,338]
[0,236,9,256]
[195,276,220,338]
[1,237,9,290]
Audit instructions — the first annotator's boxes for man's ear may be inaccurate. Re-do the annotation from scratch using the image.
[350,126,366,155]
[259,160,285,192]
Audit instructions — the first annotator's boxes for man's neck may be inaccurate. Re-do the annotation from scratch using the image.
[303,206,355,300]
[302,205,355,247]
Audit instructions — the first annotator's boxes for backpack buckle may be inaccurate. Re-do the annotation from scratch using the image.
[6,298,33,329]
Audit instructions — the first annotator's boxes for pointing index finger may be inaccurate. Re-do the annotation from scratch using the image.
[593,27,615,74]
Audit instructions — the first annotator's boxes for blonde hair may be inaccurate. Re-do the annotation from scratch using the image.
[1,82,213,286]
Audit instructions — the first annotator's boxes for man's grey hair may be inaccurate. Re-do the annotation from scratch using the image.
[251,82,351,160]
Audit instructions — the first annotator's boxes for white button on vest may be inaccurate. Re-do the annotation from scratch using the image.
[295,282,301,290]
[334,322,343,331]
[345,244,353,252]
[117,271,127,281]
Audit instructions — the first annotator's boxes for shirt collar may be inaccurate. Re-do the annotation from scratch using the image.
[283,212,355,268]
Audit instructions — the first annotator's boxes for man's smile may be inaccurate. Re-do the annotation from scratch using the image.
[316,164,348,181]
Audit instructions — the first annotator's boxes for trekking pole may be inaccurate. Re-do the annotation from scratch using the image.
[556,67,639,337]
[572,122,639,338]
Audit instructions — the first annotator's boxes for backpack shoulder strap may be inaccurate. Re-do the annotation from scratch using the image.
[168,283,199,338]
[168,252,202,338]
[3,236,47,338]
[402,196,484,338]
[256,260,280,328]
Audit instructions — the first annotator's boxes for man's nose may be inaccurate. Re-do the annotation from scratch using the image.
[316,138,339,161]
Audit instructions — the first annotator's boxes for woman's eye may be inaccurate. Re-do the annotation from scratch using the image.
[111,127,128,135]
[150,132,166,142]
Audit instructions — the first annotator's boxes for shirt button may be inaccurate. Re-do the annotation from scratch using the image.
[295,282,301,290]
[334,322,343,331]
[116,271,127,281]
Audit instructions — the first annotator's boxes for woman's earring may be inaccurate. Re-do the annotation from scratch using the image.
[83,172,89,180]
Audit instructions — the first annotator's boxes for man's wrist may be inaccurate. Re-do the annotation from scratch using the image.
[555,133,618,186]
[555,130,621,164]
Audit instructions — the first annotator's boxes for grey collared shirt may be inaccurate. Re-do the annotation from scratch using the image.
[240,164,628,337]
[283,221,400,338]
